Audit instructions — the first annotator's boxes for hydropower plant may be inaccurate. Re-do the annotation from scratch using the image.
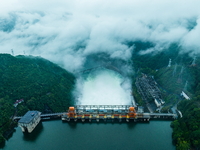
[15,66,178,133]
[15,104,177,133]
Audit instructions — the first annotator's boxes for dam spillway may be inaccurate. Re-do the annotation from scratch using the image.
[76,68,132,105]
[61,105,177,122]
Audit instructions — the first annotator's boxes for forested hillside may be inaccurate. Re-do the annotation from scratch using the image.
[170,67,200,150]
[131,42,200,150]
[171,99,200,150]
[0,54,75,143]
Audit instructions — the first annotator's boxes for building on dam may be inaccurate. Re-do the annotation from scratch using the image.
[18,111,41,133]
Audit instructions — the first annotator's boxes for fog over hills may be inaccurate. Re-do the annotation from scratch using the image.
[1,1,200,149]
[1,1,200,105]
[1,0,200,72]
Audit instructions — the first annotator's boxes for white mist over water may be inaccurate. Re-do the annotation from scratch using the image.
[76,69,132,105]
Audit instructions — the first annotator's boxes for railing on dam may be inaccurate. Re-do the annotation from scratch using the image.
[75,105,133,112]
[14,112,65,121]
[142,113,177,119]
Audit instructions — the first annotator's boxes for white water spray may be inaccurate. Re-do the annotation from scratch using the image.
[75,69,132,105]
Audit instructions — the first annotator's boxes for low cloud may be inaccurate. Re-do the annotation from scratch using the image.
[0,0,200,72]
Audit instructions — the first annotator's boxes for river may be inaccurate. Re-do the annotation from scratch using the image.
[2,120,175,150]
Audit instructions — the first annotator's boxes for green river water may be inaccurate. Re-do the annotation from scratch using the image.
[1,120,175,150]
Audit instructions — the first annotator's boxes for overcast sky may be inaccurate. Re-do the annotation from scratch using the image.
[0,0,200,71]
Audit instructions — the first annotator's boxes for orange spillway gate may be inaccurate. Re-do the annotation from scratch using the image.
[62,105,176,122]
[67,106,137,118]
[128,107,137,118]
[67,107,76,117]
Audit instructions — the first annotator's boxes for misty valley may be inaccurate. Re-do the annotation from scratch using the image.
[0,42,200,150]
[1,1,200,150]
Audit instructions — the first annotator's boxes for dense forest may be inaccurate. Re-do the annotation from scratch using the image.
[131,41,200,150]
[170,67,200,150]
[171,99,200,150]
[0,54,75,144]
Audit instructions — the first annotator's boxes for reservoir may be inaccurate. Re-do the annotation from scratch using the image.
[2,120,175,150]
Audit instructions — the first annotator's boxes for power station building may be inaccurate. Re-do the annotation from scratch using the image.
[18,111,41,133]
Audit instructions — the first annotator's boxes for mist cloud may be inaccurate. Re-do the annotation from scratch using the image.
[76,69,132,105]
[0,0,200,71]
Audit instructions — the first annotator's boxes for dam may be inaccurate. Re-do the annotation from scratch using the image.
[15,105,177,133]
[61,105,177,122]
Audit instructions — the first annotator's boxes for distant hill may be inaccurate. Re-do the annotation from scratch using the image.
[155,64,195,95]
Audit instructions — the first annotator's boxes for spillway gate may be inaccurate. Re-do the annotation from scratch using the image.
[61,105,177,122]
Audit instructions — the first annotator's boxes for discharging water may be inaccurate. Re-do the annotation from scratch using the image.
[76,69,132,105]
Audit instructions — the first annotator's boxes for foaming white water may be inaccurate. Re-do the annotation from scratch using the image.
[76,69,131,105]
